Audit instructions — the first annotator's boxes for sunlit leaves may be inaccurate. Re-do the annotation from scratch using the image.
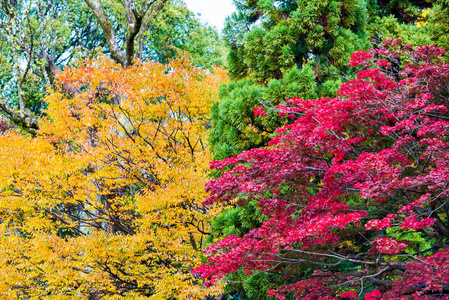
[0,56,226,298]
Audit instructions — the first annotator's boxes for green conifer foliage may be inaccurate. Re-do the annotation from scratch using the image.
[208,6,367,299]
[366,15,432,47]
[428,0,449,51]
[210,0,370,160]
[374,0,432,23]
[209,2,370,296]
[365,0,449,54]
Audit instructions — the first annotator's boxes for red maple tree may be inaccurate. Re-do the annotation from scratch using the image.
[194,40,449,299]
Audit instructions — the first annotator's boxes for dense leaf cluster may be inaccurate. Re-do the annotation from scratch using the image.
[196,41,449,299]
[0,57,226,299]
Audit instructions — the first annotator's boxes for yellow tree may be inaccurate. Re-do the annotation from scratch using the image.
[0,56,226,299]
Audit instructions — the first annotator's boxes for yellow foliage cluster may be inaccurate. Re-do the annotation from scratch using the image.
[417,8,431,28]
[0,56,227,299]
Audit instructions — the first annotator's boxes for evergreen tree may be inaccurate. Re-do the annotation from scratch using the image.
[210,0,370,161]
[373,0,433,23]
[428,0,449,51]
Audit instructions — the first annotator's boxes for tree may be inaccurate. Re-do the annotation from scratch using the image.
[0,0,93,132]
[372,0,433,23]
[0,0,226,133]
[209,0,449,162]
[75,0,226,67]
[206,2,449,297]
[428,0,449,51]
[82,0,169,67]
[207,0,371,296]
[194,41,449,299]
[0,56,227,299]
[142,0,227,67]
[210,0,371,161]
[207,1,371,296]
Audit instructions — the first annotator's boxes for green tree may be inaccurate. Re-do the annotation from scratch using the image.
[0,0,226,133]
[0,0,93,131]
[210,0,370,161]
[372,0,432,23]
[210,0,449,162]
[143,0,227,67]
[428,0,449,51]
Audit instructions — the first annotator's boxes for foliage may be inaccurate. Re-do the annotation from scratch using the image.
[0,0,105,111]
[0,0,225,133]
[209,0,371,296]
[372,0,433,23]
[210,0,449,163]
[428,0,449,52]
[0,56,227,299]
[366,15,433,47]
[195,42,449,299]
[144,0,227,67]
[83,0,226,67]
[210,66,319,161]
[208,2,449,297]
[211,0,372,161]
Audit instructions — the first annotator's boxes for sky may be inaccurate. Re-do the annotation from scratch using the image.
[184,0,236,32]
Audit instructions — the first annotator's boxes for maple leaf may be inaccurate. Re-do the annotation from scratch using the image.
[194,41,449,298]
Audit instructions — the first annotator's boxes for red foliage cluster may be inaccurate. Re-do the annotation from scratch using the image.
[194,41,449,299]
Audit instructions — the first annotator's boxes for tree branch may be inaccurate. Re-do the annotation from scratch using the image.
[0,97,39,134]
[83,0,127,66]
[84,0,167,66]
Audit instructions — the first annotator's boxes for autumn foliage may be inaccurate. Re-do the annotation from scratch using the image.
[0,56,226,299]
[194,41,449,299]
